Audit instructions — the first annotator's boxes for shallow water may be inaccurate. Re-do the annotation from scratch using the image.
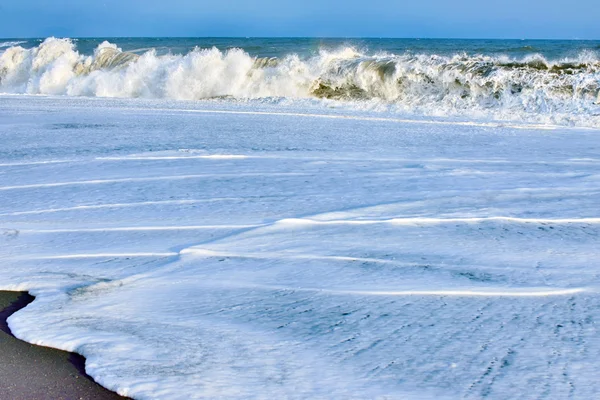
[1,95,600,399]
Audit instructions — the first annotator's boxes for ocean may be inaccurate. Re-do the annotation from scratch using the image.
[1,37,600,127]
[1,38,600,399]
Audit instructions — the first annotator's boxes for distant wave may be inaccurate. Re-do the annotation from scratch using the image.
[0,40,26,48]
[1,37,600,127]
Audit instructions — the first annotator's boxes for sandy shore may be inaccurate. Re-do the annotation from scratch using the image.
[0,291,128,400]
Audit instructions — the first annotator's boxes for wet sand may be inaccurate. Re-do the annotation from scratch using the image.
[0,291,128,400]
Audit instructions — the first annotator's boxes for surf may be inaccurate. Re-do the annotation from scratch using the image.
[1,37,600,127]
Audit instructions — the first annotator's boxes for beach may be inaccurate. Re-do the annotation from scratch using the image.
[0,291,126,399]
[1,38,600,399]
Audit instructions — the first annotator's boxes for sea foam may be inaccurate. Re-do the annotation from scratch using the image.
[2,93,600,399]
[1,37,600,126]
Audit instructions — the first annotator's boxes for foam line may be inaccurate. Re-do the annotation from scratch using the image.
[276,216,600,226]
[0,172,307,191]
[0,159,77,167]
[0,199,250,216]
[322,288,587,297]
[186,279,588,298]
[20,252,178,260]
[162,108,564,130]
[97,154,250,161]
[19,225,264,233]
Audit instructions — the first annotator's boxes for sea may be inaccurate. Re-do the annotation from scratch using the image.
[1,38,600,399]
[1,37,600,127]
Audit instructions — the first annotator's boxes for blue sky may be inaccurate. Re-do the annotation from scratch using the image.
[0,0,598,39]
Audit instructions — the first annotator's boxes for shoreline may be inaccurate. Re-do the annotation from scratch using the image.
[0,290,129,400]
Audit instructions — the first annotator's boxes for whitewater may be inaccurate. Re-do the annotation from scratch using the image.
[2,37,600,127]
[1,37,600,399]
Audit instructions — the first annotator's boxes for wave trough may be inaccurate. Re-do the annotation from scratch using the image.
[1,37,600,126]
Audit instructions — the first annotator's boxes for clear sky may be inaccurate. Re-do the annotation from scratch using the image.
[0,0,598,39]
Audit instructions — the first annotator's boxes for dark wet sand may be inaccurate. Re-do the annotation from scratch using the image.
[0,291,129,400]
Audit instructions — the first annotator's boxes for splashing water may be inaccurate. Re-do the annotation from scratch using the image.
[2,37,600,126]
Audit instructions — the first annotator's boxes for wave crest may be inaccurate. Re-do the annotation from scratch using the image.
[2,37,600,126]
[0,40,27,49]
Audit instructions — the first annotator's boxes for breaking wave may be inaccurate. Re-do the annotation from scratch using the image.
[0,40,27,49]
[2,37,600,127]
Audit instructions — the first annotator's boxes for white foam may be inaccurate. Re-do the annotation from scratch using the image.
[276,216,600,226]
[1,38,600,127]
[20,224,263,233]
[0,40,26,49]
[19,252,179,260]
[0,172,308,191]
[171,279,587,298]
[2,96,600,399]
[98,154,250,161]
[0,199,249,216]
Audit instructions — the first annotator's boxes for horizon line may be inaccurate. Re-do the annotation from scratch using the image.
[1,35,598,41]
